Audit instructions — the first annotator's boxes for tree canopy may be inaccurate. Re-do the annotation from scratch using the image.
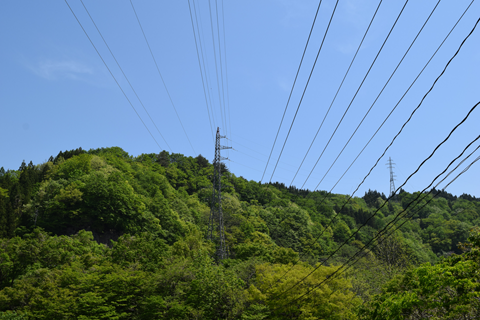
[0,147,478,319]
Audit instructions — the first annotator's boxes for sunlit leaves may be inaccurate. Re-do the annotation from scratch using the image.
[247,263,360,320]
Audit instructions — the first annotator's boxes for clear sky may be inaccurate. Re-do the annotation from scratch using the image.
[1,0,479,198]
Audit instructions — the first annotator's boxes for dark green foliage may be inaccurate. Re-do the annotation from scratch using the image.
[431,187,458,202]
[195,154,209,168]
[53,147,85,164]
[363,189,386,208]
[156,150,170,167]
[459,192,479,201]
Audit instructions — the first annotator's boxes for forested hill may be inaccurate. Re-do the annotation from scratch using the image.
[0,147,479,319]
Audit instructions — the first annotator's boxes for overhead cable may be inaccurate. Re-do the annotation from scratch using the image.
[312,10,479,237]
[129,0,197,154]
[260,0,325,182]
[207,0,227,133]
[300,0,410,189]
[271,100,479,301]
[287,6,478,272]
[268,0,469,286]
[266,0,340,186]
[283,151,480,313]
[289,133,480,307]
[64,0,165,151]
[289,0,384,185]
[215,0,227,136]
[310,0,449,191]
[232,148,320,179]
[79,0,172,151]
[187,0,215,141]
[306,0,443,189]
[334,153,480,281]
[192,0,217,128]
[221,0,232,152]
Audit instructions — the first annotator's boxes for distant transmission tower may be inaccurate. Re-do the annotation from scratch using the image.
[208,127,231,261]
[386,157,397,198]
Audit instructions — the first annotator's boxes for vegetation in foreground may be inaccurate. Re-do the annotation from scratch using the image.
[0,147,479,319]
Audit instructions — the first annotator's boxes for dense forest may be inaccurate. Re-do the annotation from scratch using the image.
[0,147,479,319]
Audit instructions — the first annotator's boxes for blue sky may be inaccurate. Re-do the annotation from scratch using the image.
[1,0,479,198]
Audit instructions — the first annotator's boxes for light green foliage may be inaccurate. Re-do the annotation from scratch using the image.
[49,153,93,180]
[0,260,150,319]
[234,231,298,264]
[0,311,26,320]
[247,263,361,319]
[0,189,8,199]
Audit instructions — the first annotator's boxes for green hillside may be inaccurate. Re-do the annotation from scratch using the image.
[0,147,479,319]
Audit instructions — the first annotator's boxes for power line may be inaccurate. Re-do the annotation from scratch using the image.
[229,159,294,183]
[313,8,478,228]
[276,138,480,314]
[231,132,270,149]
[221,0,232,155]
[292,1,477,250]
[371,143,480,249]
[434,145,480,188]
[192,0,217,129]
[232,148,322,179]
[228,137,301,168]
[334,153,480,281]
[129,0,197,154]
[262,9,478,289]
[345,139,480,274]
[300,0,443,189]
[79,0,172,151]
[285,151,480,313]
[310,0,443,191]
[207,0,226,133]
[215,0,227,136]
[227,138,269,158]
[187,0,215,141]
[289,0,384,185]
[266,0,340,186]
[214,0,231,157]
[64,0,164,151]
[264,0,432,285]
[300,0,410,189]
[260,0,325,182]
[365,145,480,260]
[229,159,262,173]
[271,100,479,303]
[289,134,480,307]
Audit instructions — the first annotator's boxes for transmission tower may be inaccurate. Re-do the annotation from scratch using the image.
[208,127,231,261]
[386,157,397,198]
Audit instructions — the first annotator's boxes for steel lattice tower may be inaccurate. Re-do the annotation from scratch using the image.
[386,157,397,198]
[208,127,231,261]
